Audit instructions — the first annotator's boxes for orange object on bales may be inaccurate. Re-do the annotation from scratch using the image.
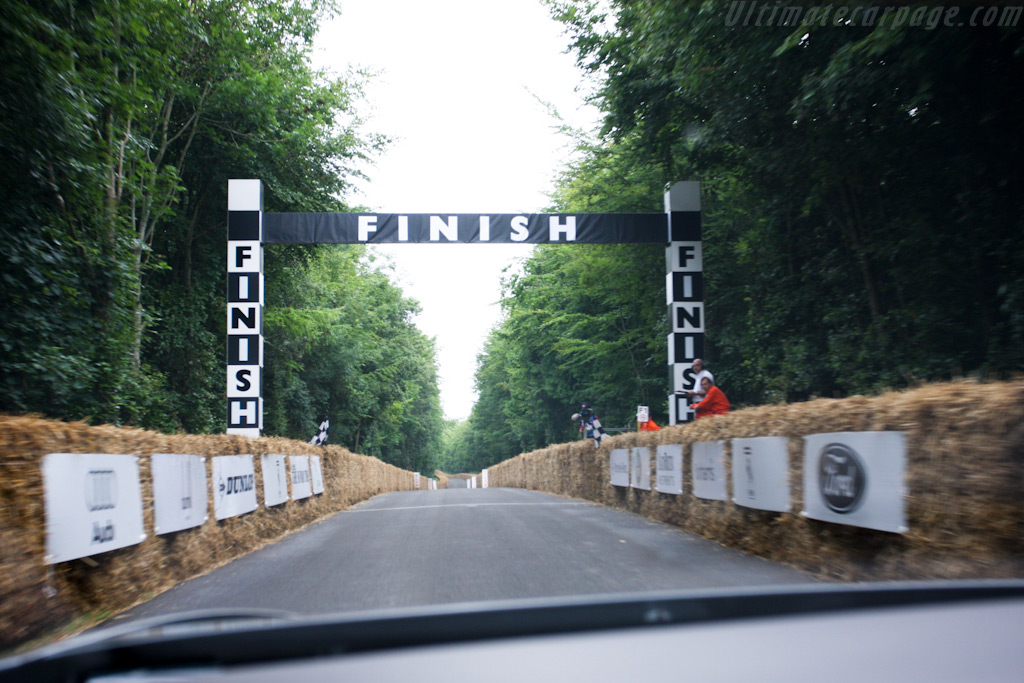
[639,419,661,431]
[694,385,730,419]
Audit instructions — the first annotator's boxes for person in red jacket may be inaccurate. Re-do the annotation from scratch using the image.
[693,377,730,419]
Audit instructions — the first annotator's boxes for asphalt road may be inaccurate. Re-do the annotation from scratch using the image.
[114,487,812,622]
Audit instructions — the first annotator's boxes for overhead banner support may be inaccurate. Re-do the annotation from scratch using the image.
[226,179,264,438]
[665,181,703,425]
[225,179,698,436]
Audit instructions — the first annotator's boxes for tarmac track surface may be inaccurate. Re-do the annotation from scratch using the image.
[115,487,812,622]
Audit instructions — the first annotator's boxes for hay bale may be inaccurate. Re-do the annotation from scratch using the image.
[488,380,1024,582]
[0,416,417,650]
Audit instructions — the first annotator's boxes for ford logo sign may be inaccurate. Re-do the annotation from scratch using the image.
[818,443,866,514]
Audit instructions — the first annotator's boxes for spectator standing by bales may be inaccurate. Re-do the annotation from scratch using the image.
[679,358,714,401]
[572,402,607,448]
[693,377,730,419]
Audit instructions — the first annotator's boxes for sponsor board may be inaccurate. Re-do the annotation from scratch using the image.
[692,441,728,501]
[262,454,288,507]
[43,453,146,564]
[655,444,684,495]
[610,449,630,488]
[151,453,209,534]
[212,455,258,520]
[630,447,652,491]
[310,455,325,495]
[290,455,312,500]
[731,437,792,513]
[802,431,908,534]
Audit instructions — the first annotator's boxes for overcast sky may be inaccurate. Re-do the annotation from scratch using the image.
[312,0,599,420]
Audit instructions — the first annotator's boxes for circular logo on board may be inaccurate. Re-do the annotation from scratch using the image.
[818,443,866,514]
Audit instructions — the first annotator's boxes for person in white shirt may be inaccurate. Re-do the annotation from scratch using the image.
[683,358,714,400]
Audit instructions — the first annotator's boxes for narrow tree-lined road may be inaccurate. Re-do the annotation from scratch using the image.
[114,488,812,623]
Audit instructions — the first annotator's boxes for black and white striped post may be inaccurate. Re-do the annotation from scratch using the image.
[226,179,264,437]
[664,181,703,425]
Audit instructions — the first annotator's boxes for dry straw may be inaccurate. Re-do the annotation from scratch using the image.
[3,379,1021,649]
[489,380,1024,582]
[0,418,417,649]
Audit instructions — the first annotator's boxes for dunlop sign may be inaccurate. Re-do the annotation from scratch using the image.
[43,453,146,564]
[212,454,258,520]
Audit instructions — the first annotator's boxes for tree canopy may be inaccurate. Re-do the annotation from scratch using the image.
[1,0,443,470]
[546,0,1023,401]
[441,1,1024,472]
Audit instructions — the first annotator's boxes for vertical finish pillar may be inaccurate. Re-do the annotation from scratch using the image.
[664,182,703,425]
[226,179,264,437]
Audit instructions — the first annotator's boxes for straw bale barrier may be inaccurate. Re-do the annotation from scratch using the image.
[0,416,416,649]
[488,380,1024,582]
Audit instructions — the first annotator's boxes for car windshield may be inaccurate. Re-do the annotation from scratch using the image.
[2,0,1022,673]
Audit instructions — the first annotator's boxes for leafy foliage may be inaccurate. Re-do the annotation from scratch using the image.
[447,1,1024,471]
[1,0,442,470]
[261,247,442,472]
[544,0,1024,404]
[453,240,668,470]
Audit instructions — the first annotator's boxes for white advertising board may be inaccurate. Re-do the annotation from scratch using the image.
[655,444,684,495]
[802,431,908,534]
[481,469,489,488]
[692,441,728,501]
[610,448,630,487]
[731,437,792,512]
[151,453,208,534]
[212,455,258,520]
[43,453,146,564]
[311,455,325,494]
[414,472,421,489]
[290,455,312,500]
[261,454,288,507]
[630,447,651,491]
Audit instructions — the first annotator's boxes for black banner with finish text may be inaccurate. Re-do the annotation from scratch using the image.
[262,212,671,245]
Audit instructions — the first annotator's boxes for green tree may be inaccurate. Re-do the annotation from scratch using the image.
[465,237,668,464]
[0,0,405,443]
[546,0,1024,403]
[261,246,443,472]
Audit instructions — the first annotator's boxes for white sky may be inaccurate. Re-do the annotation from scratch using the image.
[312,0,599,420]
